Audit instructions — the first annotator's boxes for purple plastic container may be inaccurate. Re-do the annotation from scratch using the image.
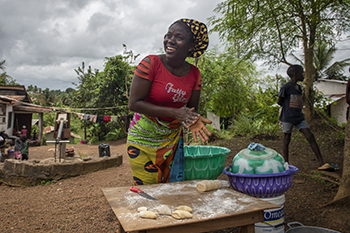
[222,165,298,198]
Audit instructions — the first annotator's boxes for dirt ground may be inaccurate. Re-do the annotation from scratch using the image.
[0,118,349,233]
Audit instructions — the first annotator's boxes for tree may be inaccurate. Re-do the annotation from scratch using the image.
[0,60,17,85]
[210,0,350,121]
[36,88,56,106]
[71,55,133,141]
[292,42,350,81]
[194,48,256,118]
[334,122,350,201]
[72,62,100,108]
[0,60,5,71]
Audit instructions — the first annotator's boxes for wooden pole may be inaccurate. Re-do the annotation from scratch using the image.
[38,113,43,146]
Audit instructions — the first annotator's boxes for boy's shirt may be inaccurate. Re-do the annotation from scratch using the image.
[278,82,305,124]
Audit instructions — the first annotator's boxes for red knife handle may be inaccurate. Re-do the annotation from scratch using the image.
[130,186,144,194]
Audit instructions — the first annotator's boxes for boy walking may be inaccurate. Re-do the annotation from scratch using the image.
[277,64,333,171]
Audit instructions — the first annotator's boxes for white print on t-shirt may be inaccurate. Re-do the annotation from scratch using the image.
[289,94,303,109]
[165,82,190,103]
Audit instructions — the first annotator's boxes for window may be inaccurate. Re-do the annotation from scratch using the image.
[7,111,12,129]
[0,104,5,124]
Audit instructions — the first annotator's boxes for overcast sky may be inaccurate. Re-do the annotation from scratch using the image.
[1,0,349,91]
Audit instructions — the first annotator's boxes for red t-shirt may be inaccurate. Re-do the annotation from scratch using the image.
[134,55,202,122]
[21,129,27,136]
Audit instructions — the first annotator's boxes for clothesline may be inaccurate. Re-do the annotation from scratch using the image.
[73,112,133,124]
[0,94,128,112]
[53,105,129,111]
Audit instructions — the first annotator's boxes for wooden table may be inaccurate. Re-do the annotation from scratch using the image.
[102,180,279,233]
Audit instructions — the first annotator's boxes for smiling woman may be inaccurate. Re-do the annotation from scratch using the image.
[126,18,212,186]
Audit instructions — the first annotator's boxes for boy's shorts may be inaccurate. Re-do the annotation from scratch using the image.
[282,119,310,133]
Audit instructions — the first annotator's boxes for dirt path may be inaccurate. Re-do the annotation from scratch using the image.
[0,139,133,233]
[0,123,349,233]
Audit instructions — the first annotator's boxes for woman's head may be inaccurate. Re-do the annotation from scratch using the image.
[164,18,209,59]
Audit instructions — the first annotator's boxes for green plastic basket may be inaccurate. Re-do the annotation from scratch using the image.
[184,145,231,180]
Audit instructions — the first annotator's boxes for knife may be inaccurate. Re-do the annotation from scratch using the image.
[130,186,159,201]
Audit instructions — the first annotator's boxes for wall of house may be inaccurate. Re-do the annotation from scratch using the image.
[0,104,14,135]
[6,105,14,136]
[330,98,348,125]
[314,80,348,126]
[314,80,347,95]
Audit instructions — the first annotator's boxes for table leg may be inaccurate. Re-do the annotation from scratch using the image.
[118,224,126,233]
[118,225,146,233]
[240,224,255,233]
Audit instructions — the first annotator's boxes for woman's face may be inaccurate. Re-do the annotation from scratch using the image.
[163,22,194,60]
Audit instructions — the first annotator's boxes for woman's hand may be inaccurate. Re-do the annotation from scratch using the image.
[189,116,212,143]
[176,107,200,128]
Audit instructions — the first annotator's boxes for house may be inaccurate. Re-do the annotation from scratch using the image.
[43,126,81,144]
[313,79,348,125]
[0,85,52,145]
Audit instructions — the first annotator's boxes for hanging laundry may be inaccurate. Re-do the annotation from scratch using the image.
[103,115,111,122]
[96,116,104,123]
[75,113,84,120]
[110,115,118,122]
[120,114,134,132]
[90,115,97,123]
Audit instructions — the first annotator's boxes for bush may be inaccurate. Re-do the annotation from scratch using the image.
[232,114,280,137]
[105,128,127,141]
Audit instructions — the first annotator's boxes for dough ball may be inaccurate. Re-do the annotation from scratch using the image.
[175,205,192,213]
[155,205,172,215]
[196,180,222,192]
[172,210,193,219]
[137,207,148,212]
[139,211,156,219]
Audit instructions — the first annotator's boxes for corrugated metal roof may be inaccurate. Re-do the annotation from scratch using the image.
[43,126,55,134]
[4,95,26,101]
[315,79,347,85]
[322,94,345,106]
[14,105,52,113]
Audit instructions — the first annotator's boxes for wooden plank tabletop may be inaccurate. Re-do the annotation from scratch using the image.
[102,180,280,233]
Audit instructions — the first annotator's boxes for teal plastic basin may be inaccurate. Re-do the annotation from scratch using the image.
[184,145,231,180]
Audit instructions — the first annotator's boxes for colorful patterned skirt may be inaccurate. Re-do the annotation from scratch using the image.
[127,113,183,185]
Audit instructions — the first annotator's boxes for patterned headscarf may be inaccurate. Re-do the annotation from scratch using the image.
[177,18,209,58]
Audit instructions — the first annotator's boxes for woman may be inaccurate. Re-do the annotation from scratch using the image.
[127,18,212,186]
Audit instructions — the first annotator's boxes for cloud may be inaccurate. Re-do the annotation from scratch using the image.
[0,0,224,90]
[1,0,348,91]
